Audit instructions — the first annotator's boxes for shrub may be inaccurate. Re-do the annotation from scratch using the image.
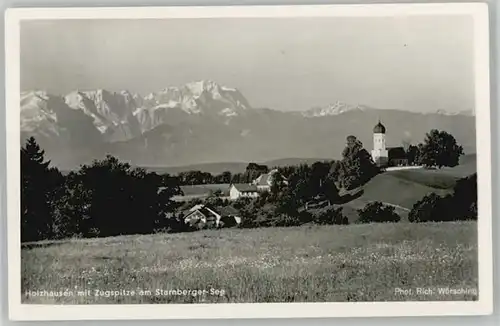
[313,206,348,225]
[409,173,477,223]
[237,199,265,228]
[357,201,401,223]
[408,193,451,222]
[452,173,477,220]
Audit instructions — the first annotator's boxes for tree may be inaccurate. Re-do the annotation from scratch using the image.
[206,189,224,207]
[357,201,401,223]
[231,173,244,184]
[220,171,232,184]
[320,175,340,205]
[21,137,63,242]
[417,129,464,168]
[177,170,213,185]
[406,145,420,165]
[310,161,331,191]
[337,136,379,190]
[244,163,268,183]
[269,172,287,200]
[64,155,182,238]
[408,193,451,222]
[51,171,89,239]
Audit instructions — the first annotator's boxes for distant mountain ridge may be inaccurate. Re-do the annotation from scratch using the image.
[21,80,476,169]
[300,101,474,118]
[141,157,334,175]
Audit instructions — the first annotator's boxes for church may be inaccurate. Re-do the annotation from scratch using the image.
[371,120,409,168]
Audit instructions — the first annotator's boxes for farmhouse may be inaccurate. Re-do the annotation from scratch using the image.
[371,120,411,168]
[218,206,242,227]
[229,184,259,200]
[183,204,242,228]
[252,169,287,192]
[183,204,222,228]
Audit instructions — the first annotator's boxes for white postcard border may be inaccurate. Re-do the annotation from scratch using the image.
[5,3,493,320]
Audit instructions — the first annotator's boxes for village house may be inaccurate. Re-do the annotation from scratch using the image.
[229,169,288,200]
[218,206,242,226]
[252,169,287,191]
[183,204,241,228]
[183,204,222,228]
[229,183,260,200]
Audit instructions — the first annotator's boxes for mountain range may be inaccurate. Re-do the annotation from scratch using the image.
[21,80,476,170]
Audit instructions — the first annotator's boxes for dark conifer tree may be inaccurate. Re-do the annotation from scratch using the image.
[21,137,61,242]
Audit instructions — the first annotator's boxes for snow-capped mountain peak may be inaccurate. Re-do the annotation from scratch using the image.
[140,80,251,117]
[185,79,221,95]
[433,109,475,116]
[302,101,365,117]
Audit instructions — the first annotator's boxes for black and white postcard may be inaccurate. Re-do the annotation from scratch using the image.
[5,3,493,320]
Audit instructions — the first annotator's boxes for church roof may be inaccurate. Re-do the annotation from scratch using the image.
[388,147,407,160]
[373,121,386,134]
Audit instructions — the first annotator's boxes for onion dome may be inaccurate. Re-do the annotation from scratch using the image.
[373,120,386,134]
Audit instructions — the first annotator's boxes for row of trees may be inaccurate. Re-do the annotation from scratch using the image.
[176,163,269,185]
[21,137,184,242]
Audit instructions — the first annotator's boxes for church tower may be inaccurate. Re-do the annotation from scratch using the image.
[371,120,388,167]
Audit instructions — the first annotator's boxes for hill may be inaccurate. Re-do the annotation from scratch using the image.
[341,155,477,221]
[384,154,476,189]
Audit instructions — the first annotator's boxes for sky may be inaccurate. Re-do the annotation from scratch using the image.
[20,16,474,113]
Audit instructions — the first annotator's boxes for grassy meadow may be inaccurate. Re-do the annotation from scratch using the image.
[22,222,478,304]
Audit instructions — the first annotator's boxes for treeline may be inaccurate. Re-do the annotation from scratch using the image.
[176,163,269,185]
[173,129,464,186]
[21,137,184,242]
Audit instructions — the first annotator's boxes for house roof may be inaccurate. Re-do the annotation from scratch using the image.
[231,183,258,192]
[254,169,283,186]
[255,173,271,186]
[219,206,240,216]
[184,204,221,220]
[188,204,205,212]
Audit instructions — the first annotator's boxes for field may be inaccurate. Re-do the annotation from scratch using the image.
[172,184,231,201]
[22,222,478,304]
[180,184,230,196]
